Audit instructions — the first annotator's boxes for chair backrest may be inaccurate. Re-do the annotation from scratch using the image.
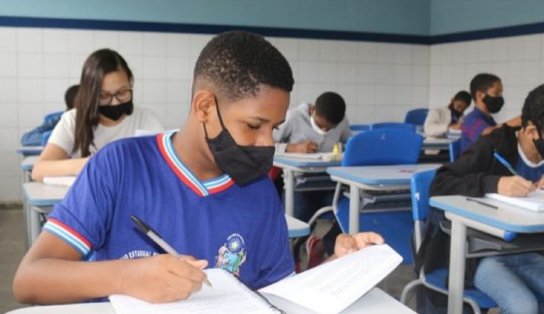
[410,169,436,251]
[342,129,424,166]
[404,108,429,126]
[371,122,416,132]
[449,139,461,162]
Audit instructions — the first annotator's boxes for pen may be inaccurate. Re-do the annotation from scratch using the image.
[466,197,498,209]
[493,151,519,176]
[131,215,212,287]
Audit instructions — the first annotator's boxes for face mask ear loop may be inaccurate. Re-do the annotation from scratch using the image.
[203,95,227,140]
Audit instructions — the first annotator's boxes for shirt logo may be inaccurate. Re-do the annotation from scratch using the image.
[120,250,157,259]
[215,233,246,276]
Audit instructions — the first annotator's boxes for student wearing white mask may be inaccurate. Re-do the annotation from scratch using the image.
[273,92,351,269]
[273,92,351,154]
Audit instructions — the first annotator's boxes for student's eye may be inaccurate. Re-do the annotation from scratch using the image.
[247,123,260,130]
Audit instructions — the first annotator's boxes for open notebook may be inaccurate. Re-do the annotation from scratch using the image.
[486,190,544,212]
[110,244,402,314]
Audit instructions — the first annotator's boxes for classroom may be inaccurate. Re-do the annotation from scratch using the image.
[2,1,544,313]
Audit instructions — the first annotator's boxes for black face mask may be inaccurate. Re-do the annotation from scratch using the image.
[99,100,134,121]
[483,95,504,114]
[204,98,275,186]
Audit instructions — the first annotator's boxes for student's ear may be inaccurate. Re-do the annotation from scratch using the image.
[475,90,485,102]
[191,91,215,123]
[526,124,541,140]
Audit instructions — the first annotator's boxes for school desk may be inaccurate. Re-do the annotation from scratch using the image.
[16,146,44,157]
[327,164,441,234]
[422,137,453,150]
[430,195,544,314]
[20,156,38,183]
[6,287,415,314]
[273,154,341,217]
[22,181,310,245]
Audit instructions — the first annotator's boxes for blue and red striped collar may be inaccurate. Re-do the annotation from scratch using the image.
[156,132,234,197]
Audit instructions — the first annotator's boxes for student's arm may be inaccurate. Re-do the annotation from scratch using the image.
[325,232,384,262]
[31,143,88,181]
[431,137,502,197]
[481,115,522,136]
[424,108,449,137]
[13,232,207,304]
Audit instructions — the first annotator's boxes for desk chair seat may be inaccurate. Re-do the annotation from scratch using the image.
[400,169,497,313]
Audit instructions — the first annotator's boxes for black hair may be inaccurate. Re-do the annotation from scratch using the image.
[453,90,471,106]
[193,31,294,101]
[314,92,346,125]
[64,84,79,110]
[521,84,544,132]
[469,73,501,100]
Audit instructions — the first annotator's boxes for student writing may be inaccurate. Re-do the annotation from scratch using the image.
[31,49,163,181]
[13,31,383,305]
[420,84,544,314]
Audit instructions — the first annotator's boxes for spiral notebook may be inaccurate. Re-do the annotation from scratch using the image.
[109,244,402,314]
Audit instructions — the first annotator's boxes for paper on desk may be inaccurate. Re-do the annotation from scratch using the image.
[486,190,544,212]
[43,176,76,187]
[275,152,342,161]
[110,268,280,314]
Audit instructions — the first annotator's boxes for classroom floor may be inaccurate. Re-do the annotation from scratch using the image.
[0,208,419,313]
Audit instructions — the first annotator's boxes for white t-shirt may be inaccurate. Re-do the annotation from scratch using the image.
[48,107,164,157]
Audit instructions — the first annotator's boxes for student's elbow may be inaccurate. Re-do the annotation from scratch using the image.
[13,265,37,304]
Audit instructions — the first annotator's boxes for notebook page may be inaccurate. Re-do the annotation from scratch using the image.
[486,190,544,212]
[259,244,402,314]
[110,268,280,314]
[43,176,76,187]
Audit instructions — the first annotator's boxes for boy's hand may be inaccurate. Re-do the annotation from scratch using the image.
[333,232,384,258]
[536,175,544,189]
[120,254,208,303]
[286,141,318,153]
[498,176,535,197]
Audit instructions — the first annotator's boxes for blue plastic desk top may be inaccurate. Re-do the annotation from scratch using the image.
[17,146,43,156]
[273,155,341,169]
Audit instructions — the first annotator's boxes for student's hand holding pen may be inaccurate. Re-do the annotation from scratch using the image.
[120,254,208,303]
[498,175,536,197]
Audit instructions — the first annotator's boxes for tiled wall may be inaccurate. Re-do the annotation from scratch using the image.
[0,27,430,202]
[428,33,544,123]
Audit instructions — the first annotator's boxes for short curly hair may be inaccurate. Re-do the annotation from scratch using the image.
[193,31,294,101]
[522,84,544,132]
[315,92,346,125]
[469,73,501,101]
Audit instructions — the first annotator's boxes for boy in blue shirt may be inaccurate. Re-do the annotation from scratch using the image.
[460,73,520,152]
[13,31,383,304]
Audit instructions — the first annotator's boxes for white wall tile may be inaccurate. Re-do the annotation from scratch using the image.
[141,80,167,104]
[337,41,358,62]
[43,78,70,105]
[68,30,94,55]
[0,52,17,77]
[358,42,377,63]
[166,33,190,57]
[16,28,43,53]
[317,62,337,83]
[298,61,319,83]
[0,153,20,175]
[43,29,70,53]
[93,30,119,50]
[318,40,338,61]
[142,33,166,56]
[17,78,43,103]
[394,44,412,64]
[118,32,143,56]
[17,53,43,78]
[0,175,22,201]
[142,56,166,80]
[17,103,44,129]
[375,43,396,64]
[0,78,17,103]
[0,102,18,128]
[522,34,540,60]
[0,27,16,52]
[43,53,70,78]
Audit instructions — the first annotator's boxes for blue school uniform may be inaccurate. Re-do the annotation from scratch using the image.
[44,132,294,290]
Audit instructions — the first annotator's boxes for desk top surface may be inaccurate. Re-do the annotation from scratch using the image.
[430,195,544,233]
[23,182,69,206]
[327,164,440,186]
[273,154,341,169]
[6,288,414,314]
[17,146,44,156]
